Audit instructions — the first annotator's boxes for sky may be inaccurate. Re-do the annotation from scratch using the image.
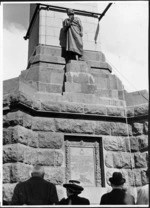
[1,1,149,93]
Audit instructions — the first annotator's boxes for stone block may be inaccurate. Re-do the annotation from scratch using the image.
[16,125,38,147]
[3,126,38,147]
[143,121,148,134]
[110,122,132,136]
[116,77,124,90]
[9,92,32,108]
[63,92,112,105]
[134,152,147,168]
[3,183,17,203]
[125,169,135,186]
[46,17,62,28]
[95,89,118,99]
[130,136,139,152]
[118,91,124,100]
[38,82,62,93]
[60,102,84,113]
[104,136,130,152]
[95,78,108,89]
[11,162,32,182]
[32,100,41,110]
[36,45,62,57]
[32,117,56,131]
[105,152,114,168]
[3,128,13,145]
[4,111,23,127]
[81,84,97,94]
[30,54,65,65]
[24,147,38,165]
[138,135,148,151]
[134,104,148,116]
[3,77,19,95]
[84,104,107,115]
[87,60,112,72]
[54,150,64,166]
[108,75,118,90]
[39,25,46,35]
[126,107,134,117]
[41,101,61,112]
[38,132,63,149]
[46,26,55,36]
[22,114,32,129]
[3,163,12,183]
[113,152,133,169]
[44,167,65,185]
[35,149,63,166]
[133,169,142,186]
[66,61,90,73]
[125,90,148,106]
[47,10,55,18]
[65,82,81,93]
[45,35,59,46]
[106,107,125,117]
[105,152,133,169]
[55,118,96,134]
[50,72,64,84]
[95,122,111,135]
[132,122,143,136]
[3,143,27,163]
[65,72,94,84]
[141,169,149,185]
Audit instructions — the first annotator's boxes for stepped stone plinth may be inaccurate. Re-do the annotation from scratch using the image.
[3,3,148,205]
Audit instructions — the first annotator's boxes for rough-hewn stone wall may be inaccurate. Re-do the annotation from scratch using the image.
[3,45,148,204]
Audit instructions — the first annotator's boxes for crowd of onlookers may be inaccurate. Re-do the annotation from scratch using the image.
[2,164,149,206]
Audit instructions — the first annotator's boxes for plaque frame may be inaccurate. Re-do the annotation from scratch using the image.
[65,136,105,187]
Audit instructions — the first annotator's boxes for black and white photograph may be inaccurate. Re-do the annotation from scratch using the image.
[1,1,149,206]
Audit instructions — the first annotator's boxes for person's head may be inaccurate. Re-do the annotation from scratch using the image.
[31,164,45,178]
[67,8,74,19]
[109,172,126,189]
[63,180,83,196]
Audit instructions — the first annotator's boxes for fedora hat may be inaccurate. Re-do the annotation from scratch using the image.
[63,180,84,193]
[109,172,126,186]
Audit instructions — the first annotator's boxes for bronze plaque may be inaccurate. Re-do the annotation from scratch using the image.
[70,147,95,186]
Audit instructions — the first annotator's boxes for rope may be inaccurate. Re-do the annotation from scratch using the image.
[123,88,136,189]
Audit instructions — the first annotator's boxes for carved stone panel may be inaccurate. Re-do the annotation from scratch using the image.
[65,138,104,187]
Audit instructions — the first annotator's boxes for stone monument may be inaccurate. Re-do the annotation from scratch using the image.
[3,3,149,204]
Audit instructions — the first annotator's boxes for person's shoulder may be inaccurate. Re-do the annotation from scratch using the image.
[124,193,135,205]
[79,196,90,204]
[59,197,68,205]
[43,179,56,186]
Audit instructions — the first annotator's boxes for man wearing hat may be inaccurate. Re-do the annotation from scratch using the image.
[59,180,90,205]
[100,172,135,205]
[62,8,84,62]
[11,164,59,205]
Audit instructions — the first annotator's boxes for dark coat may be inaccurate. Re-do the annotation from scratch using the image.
[63,16,83,56]
[100,189,135,205]
[11,176,59,205]
[59,194,90,205]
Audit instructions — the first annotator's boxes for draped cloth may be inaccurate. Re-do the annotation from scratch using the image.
[63,17,83,56]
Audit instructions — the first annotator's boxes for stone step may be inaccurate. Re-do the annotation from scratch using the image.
[62,92,126,106]
[65,72,124,90]
[21,66,65,85]
[35,45,106,62]
[29,54,111,72]
[65,83,124,100]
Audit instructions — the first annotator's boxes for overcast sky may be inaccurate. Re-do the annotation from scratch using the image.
[1,1,149,93]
